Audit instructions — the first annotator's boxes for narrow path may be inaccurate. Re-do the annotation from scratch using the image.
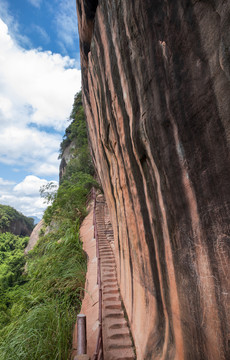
[96,195,135,360]
[72,202,99,359]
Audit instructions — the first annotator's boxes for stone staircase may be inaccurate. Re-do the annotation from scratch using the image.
[95,196,135,360]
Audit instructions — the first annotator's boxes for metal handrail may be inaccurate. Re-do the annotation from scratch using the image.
[92,187,103,360]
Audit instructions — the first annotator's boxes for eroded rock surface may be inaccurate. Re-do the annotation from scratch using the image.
[59,141,76,181]
[24,220,44,254]
[76,1,230,359]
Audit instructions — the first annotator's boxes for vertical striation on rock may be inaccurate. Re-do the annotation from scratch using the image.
[76,1,230,359]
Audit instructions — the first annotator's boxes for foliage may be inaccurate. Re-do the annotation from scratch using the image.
[0,229,86,360]
[59,92,92,163]
[39,181,59,204]
[0,219,87,359]
[0,233,28,327]
[0,204,34,234]
[43,170,97,226]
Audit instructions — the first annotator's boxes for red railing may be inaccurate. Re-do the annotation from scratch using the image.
[92,187,103,360]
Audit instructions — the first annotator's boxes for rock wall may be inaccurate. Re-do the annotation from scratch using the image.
[76,1,230,359]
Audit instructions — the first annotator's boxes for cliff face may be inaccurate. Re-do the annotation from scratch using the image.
[59,141,76,181]
[0,204,34,236]
[76,1,230,359]
[8,219,33,237]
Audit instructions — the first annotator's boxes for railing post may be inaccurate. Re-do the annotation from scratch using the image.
[92,188,103,360]
[77,314,87,355]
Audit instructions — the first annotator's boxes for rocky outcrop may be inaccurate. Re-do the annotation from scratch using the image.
[8,219,32,237]
[76,1,230,359]
[59,141,76,181]
[24,220,44,254]
[0,204,34,237]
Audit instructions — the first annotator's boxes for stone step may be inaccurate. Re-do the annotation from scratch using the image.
[103,282,117,288]
[102,273,116,277]
[102,272,117,277]
[108,318,127,328]
[101,260,116,264]
[104,312,124,319]
[108,343,133,351]
[107,329,132,341]
[102,268,115,273]
[106,349,135,360]
[101,264,114,271]
[103,278,117,283]
[103,295,120,302]
[95,197,135,360]
[102,276,117,281]
[101,265,115,269]
[103,289,120,295]
[105,302,121,310]
[103,284,118,289]
[108,326,130,336]
[104,307,124,316]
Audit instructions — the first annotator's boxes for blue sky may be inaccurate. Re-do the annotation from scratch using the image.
[4,0,80,59]
[0,0,82,218]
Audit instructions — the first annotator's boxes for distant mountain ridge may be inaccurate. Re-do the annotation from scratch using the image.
[30,216,41,225]
[0,204,34,236]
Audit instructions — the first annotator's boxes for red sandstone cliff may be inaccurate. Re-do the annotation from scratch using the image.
[76,1,230,359]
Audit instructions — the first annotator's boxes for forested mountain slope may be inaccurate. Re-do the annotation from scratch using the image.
[0,204,34,236]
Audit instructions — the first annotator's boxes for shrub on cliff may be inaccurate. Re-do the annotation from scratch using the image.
[59,91,88,158]
[0,233,28,328]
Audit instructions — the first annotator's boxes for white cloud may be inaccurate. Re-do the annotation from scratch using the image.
[0,126,61,176]
[0,177,16,186]
[0,19,81,130]
[0,175,58,218]
[0,95,12,118]
[13,175,58,196]
[0,127,59,160]
[0,194,46,218]
[32,25,50,44]
[0,17,81,175]
[32,163,60,176]
[0,0,31,47]
[54,0,79,53]
[27,0,42,8]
